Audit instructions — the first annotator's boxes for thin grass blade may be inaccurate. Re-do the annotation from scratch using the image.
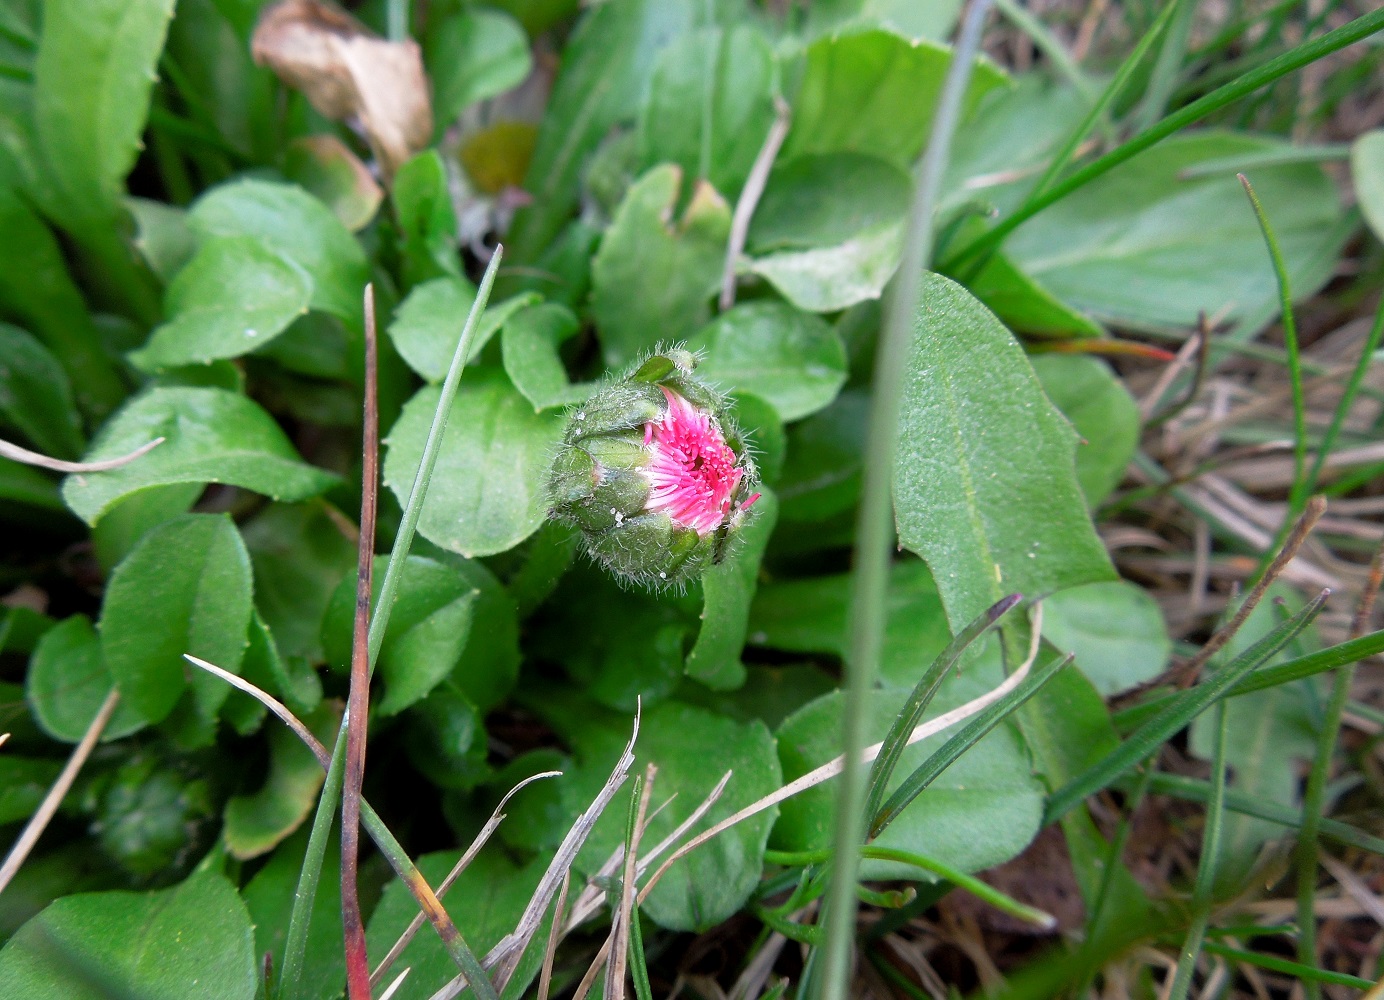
[1166,700,1228,1000]
[943,7,1384,272]
[871,649,1069,838]
[863,593,1021,830]
[1044,588,1329,825]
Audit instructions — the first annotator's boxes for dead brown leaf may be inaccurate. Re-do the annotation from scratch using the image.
[252,0,431,179]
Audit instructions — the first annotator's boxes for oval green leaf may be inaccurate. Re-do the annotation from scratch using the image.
[62,386,339,526]
[383,372,564,557]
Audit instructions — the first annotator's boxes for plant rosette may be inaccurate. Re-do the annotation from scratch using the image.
[547,347,761,590]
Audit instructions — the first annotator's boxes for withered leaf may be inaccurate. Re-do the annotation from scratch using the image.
[252,0,432,179]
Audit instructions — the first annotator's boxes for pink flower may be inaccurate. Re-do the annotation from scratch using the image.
[642,387,743,536]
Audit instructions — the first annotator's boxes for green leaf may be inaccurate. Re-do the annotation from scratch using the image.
[1010,657,1153,925]
[501,302,593,411]
[1005,133,1346,330]
[0,186,125,419]
[1351,129,1384,244]
[748,221,903,313]
[776,389,867,523]
[62,386,339,526]
[967,247,1104,338]
[686,490,777,690]
[32,0,175,227]
[748,153,911,253]
[940,77,1090,217]
[323,554,517,713]
[0,456,64,512]
[241,501,357,666]
[392,149,461,287]
[99,513,253,726]
[638,24,778,197]
[26,615,146,743]
[128,196,196,283]
[728,390,785,484]
[687,301,847,421]
[0,321,83,458]
[1043,581,1171,696]
[506,0,738,261]
[364,849,551,1000]
[894,273,1114,632]
[244,610,322,717]
[0,756,61,825]
[532,565,696,711]
[383,372,564,557]
[773,656,1044,880]
[130,236,313,369]
[551,697,783,932]
[426,8,532,132]
[223,703,340,859]
[779,27,1006,169]
[282,136,383,234]
[748,557,951,688]
[1031,355,1140,506]
[388,275,540,382]
[590,164,731,366]
[91,483,202,572]
[802,0,963,41]
[0,869,256,1000]
[241,827,345,1000]
[188,178,370,325]
[325,554,480,716]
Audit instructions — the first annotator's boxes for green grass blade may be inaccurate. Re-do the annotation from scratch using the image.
[942,7,1384,272]
[278,735,345,1000]
[1178,143,1351,177]
[863,594,1021,830]
[1044,589,1328,825]
[1130,0,1196,134]
[871,650,1070,838]
[279,250,505,1000]
[815,4,992,997]
[1295,622,1369,994]
[1112,628,1384,732]
[1239,175,1309,527]
[1020,0,1184,211]
[1197,941,1375,990]
[1142,772,1384,856]
[991,0,1094,101]
[1166,701,1228,1000]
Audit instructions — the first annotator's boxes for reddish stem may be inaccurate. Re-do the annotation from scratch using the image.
[343,286,380,999]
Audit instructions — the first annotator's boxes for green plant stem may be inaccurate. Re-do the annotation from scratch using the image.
[766,846,1053,929]
[278,250,504,1000]
[1167,701,1228,1000]
[814,5,991,997]
[941,6,1384,273]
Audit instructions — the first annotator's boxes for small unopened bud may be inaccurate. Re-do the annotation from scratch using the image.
[547,348,760,589]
